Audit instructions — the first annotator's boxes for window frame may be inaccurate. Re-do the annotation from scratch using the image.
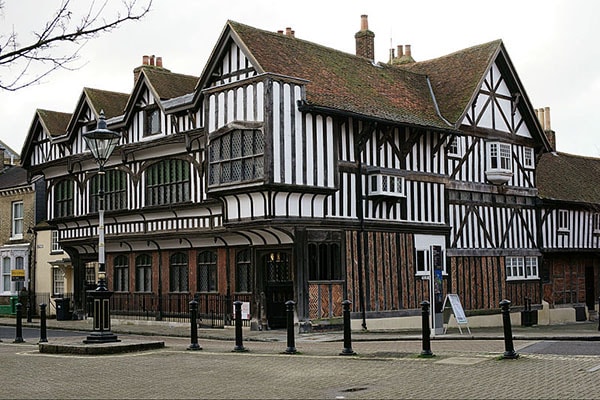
[208,127,265,188]
[558,209,570,233]
[523,147,535,169]
[113,255,129,292]
[135,254,152,292]
[54,179,75,218]
[90,169,127,212]
[145,159,191,206]
[487,142,512,171]
[11,201,24,240]
[169,252,189,293]
[144,106,161,136]
[52,267,65,296]
[447,136,464,158]
[197,251,218,293]
[506,256,539,281]
[593,213,600,235]
[51,231,62,253]
[235,249,252,293]
[2,257,11,293]
[308,242,342,281]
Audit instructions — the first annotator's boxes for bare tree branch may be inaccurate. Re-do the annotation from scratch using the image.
[0,0,152,91]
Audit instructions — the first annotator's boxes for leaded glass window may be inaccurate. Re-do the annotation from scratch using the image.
[135,254,152,292]
[208,129,264,186]
[90,170,127,212]
[169,252,188,293]
[197,251,217,292]
[113,255,129,292]
[236,249,252,293]
[145,159,191,206]
[54,179,74,218]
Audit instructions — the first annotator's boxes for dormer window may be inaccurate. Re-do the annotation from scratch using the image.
[368,174,405,198]
[144,106,161,136]
[486,142,513,184]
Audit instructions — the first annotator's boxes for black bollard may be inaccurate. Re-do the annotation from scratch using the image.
[26,302,32,323]
[39,303,48,343]
[500,299,518,359]
[14,303,24,343]
[420,301,433,357]
[340,300,356,355]
[187,299,202,351]
[284,300,297,354]
[598,296,600,332]
[233,301,247,352]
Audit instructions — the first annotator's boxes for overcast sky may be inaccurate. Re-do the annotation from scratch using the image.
[1,0,598,157]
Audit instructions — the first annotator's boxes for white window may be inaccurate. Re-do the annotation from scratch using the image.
[416,249,429,275]
[414,235,446,276]
[447,136,464,157]
[486,142,513,184]
[52,268,65,296]
[558,210,570,232]
[51,231,62,253]
[11,201,23,239]
[506,256,539,280]
[369,174,405,198]
[2,257,10,293]
[593,213,600,234]
[523,147,535,169]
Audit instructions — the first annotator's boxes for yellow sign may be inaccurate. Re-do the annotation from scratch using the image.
[11,269,25,282]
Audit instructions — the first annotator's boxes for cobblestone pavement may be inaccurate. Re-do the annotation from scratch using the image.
[2,328,600,399]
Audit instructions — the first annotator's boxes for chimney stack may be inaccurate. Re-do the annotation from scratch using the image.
[390,44,415,65]
[355,14,375,61]
[0,147,5,171]
[134,54,168,85]
[535,106,556,150]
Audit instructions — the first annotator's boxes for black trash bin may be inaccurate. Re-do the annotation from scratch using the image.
[56,298,71,321]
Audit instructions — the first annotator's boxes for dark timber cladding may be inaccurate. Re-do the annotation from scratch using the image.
[346,231,437,314]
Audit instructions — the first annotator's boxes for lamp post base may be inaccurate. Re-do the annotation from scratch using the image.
[84,331,120,344]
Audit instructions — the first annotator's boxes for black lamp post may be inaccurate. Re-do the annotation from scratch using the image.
[82,110,120,344]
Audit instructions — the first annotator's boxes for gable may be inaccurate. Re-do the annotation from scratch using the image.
[461,61,532,137]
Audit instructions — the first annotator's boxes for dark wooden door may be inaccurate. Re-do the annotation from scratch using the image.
[264,252,293,329]
[585,266,595,311]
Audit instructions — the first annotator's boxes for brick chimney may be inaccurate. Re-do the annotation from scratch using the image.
[535,107,556,150]
[134,55,169,85]
[390,44,415,65]
[355,15,375,61]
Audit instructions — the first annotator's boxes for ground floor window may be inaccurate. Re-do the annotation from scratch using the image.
[135,254,152,292]
[308,243,341,280]
[113,255,129,292]
[197,251,218,292]
[169,252,188,293]
[52,268,65,295]
[506,256,539,280]
[236,249,252,293]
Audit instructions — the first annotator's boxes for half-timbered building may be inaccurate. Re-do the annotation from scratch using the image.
[19,16,598,329]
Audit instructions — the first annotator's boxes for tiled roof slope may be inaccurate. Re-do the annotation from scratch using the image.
[84,88,130,119]
[37,109,72,138]
[0,166,29,189]
[143,68,199,100]
[399,40,502,124]
[229,21,452,130]
[537,152,600,205]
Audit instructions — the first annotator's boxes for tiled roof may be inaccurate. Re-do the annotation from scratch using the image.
[0,166,29,189]
[37,109,71,137]
[537,152,600,205]
[229,21,452,129]
[83,88,130,119]
[143,68,199,100]
[399,40,502,124]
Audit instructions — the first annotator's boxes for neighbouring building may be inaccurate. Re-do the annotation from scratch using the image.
[18,16,600,329]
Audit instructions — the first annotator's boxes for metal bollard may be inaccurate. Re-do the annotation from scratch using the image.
[233,301,247,352]
[340,300,356,355]
[14,303,24,343]
[187,299,202,351]
[500,299,518,359]
[598,296,600,332]
[39,303,48,343]
[284,300,297,354]
[27,302,32,323]
[420,301,433,357]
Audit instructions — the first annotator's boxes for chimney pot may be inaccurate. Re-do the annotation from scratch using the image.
[149,55,155,66]
[156,56,163,68]
[143,55,149,65]
[360,14,368,31]
[286,27,292,36]
[277,30,283,34]
[544,106,551,131]
[405,45,411,57]
[397,45,404,57]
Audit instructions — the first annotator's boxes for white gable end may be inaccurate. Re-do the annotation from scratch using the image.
[461,61,532,138]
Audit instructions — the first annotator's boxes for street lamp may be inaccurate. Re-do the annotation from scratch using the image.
[82,110,120,344]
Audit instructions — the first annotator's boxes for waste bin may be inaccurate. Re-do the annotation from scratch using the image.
[56,298,71,321]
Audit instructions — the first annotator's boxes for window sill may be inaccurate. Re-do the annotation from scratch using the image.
[506,277,540,282]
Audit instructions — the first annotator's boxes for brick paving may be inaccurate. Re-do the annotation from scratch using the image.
[1,318,600,399]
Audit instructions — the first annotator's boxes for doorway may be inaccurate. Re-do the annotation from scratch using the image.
[263,251,293,329]
[585,265,595,313]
